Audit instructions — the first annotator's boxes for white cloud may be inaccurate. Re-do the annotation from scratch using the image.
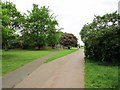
[4,0,119,45]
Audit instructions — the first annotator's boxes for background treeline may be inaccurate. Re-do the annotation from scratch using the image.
[1,1,78,50]
[80,12,120,63]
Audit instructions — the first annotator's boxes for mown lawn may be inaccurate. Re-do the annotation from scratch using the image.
[2,49,55,75]
[44,48,77,63]
[85,58,118,88]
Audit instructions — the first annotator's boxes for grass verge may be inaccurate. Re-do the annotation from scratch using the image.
[85,58,118,88]
[2,49,55,75]
[44,48,77,63]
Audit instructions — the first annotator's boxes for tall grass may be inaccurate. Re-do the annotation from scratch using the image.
[85,58,118,88]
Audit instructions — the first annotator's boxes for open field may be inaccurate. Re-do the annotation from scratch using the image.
[2,49,55,75]
[2,49,77,75]
[85,58,118,88]
[44,49,77,63]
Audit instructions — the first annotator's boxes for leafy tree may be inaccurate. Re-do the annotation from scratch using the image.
[47,29,64,48]
[60,33,78,49]
[2,1,61,50]
[21,4,59,49]
[0,2,2,49]
[2,1,22,50]
[80,11,120,63]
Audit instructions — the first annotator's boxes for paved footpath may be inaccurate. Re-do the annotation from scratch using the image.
[2,51,59,88]
[15,49,84,88]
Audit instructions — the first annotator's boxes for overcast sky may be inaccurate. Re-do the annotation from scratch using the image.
[4,0,119,45]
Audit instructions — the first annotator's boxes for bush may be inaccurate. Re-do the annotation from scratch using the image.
[80,12,120,63]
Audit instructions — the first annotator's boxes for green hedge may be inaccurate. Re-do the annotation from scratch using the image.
[80,12,120,63]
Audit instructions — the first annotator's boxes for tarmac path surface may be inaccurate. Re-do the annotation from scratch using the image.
[15,49,84,88]
[2,51,59,88]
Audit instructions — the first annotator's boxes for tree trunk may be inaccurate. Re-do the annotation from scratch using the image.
[5,43,8,51]
[68,46,70,49]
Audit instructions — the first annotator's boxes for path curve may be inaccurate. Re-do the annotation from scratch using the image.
[15,49,84,88]
[2,51,58,88]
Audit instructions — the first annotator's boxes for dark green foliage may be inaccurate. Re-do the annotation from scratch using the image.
[2,1,62,50]
[60,33,78,49]
[80,12,120,62]
[2,1,22,50]
[21,4,60,49]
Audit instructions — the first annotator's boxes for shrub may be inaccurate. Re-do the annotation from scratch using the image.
[80,12,120,63]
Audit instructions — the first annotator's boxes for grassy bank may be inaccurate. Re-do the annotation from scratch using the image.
[45,48,77,63]
[2,49,55,75]
[85,58,118,88]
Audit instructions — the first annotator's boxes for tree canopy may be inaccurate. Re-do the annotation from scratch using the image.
[21,4,60,49]
[80,11,120,63]
[2,1,23,50]
[60,33,78,49]
[2,1,63,50]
